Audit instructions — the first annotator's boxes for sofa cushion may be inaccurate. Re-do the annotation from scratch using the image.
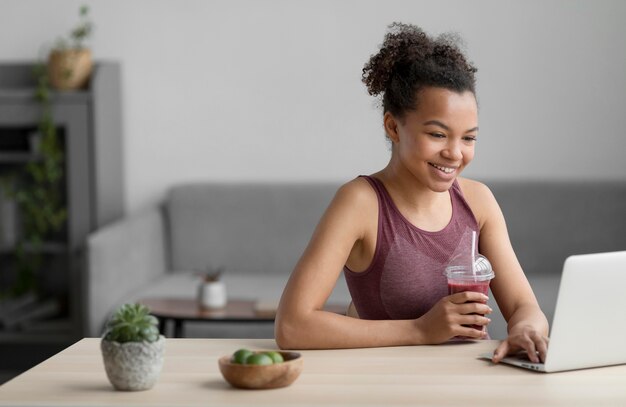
[486,181,626,276]
[167,183,340,275]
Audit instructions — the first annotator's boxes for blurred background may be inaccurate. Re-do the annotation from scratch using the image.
[2,0,626,213]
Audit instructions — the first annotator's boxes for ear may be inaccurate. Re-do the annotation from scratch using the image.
[383,112,400,144]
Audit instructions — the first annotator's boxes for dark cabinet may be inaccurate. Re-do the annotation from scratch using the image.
[0,63,124,365]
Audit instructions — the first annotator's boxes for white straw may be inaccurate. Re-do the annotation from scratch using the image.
[471,230,476,277]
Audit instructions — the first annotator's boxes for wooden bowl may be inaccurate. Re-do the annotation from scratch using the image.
[218,351,303,389]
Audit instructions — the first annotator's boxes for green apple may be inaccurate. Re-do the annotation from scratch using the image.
[246,353,274,366]
[231,348,254,364]
[264,351,284,363]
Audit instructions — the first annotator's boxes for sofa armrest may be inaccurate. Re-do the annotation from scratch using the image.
[85,205,168,336]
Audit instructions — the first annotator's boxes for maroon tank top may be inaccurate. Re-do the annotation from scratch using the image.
[343,176,480,320]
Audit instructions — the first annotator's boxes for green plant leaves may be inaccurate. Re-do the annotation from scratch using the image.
[69,5,93,50]
[0,64,67,298]
[104,303,161,343]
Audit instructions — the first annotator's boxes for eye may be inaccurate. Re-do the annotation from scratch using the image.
[429,132,446,139]
[463,136,477,142]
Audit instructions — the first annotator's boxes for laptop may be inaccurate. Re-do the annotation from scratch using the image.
[480,250,626,373]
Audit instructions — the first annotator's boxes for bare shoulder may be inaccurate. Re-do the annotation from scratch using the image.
[456,177,501,226]
[457,177,494,201]
[333,177,378,210]
[323,177,378,240]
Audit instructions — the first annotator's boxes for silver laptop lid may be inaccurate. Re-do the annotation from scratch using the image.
[545,251,626,372]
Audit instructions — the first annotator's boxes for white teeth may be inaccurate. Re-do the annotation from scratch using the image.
[430,163,455,174]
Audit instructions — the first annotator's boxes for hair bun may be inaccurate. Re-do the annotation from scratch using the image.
[362,23,476,100]
[362,23,433,96]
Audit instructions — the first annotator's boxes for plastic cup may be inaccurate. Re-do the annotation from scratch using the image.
[444,255,494,332]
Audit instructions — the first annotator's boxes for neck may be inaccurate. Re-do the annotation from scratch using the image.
[375,155,450,211]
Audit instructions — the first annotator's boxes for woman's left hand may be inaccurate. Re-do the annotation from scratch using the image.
[492,326,549,363]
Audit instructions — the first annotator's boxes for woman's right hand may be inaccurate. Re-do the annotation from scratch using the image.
[415,291,493,344]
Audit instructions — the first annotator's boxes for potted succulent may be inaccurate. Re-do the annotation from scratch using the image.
[48,5,93,90]
[101,303,165,391]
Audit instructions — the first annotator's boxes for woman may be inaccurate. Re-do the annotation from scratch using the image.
[275,23,549,364]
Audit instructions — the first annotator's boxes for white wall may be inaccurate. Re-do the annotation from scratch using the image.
[1,0,625,213]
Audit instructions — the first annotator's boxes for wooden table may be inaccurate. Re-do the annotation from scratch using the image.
[139,298,347,338]
[1,338,625,406]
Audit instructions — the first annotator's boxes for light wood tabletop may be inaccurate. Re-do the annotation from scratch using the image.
[1,338,625,406]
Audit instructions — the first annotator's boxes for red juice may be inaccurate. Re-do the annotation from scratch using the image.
[447,280,490,331]
[447,280,490,296]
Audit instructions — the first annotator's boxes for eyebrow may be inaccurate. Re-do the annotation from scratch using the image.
[422,120,478,133]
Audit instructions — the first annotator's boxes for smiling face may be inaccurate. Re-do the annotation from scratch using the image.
[384,87,479,193]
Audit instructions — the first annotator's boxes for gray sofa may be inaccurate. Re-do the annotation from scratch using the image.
[85,183,347,338]
[86,180,626,340]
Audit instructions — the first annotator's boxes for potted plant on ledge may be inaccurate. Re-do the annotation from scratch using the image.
[101,303,165,391]
[48,5,93,90]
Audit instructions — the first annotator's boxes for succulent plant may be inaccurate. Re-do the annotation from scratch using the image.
[104,303,160,343]
[198,266,224,283]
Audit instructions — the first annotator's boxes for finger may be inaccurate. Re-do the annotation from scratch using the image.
[492,340,509,363]
[520,335,539,363]
[531,332,549,363]
[458,314,491,327]
[449,291,489,304]
[457,326,488,340]
[457,302,493,316]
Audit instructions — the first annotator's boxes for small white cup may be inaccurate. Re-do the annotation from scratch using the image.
[198,281,227,309]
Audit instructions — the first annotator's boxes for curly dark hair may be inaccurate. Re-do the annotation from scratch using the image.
[362,23,477,119]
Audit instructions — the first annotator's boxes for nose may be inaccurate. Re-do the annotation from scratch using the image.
[442,140,463,161]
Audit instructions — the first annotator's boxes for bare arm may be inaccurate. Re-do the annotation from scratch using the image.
[274,181,420,349]
[461,179,549,362]
[275,179,491,349]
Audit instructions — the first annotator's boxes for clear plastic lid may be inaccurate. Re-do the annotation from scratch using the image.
[444,254,495,281]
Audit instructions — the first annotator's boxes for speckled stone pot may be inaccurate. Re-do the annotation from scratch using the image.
[101,335,165,391]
